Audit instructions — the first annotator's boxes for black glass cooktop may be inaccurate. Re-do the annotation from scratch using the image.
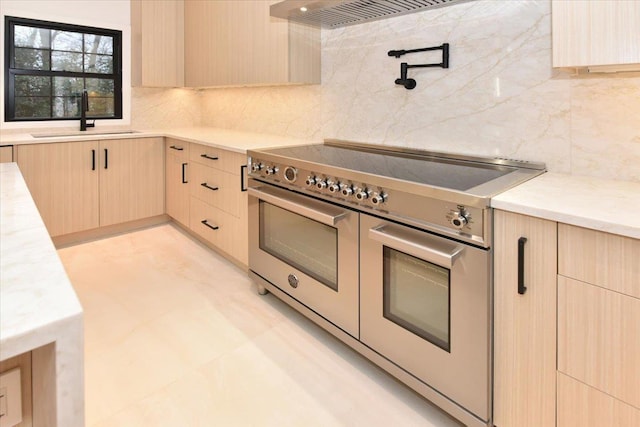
[262,144,514,191]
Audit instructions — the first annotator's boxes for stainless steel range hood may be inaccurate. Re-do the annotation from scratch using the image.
[270,0,474,29]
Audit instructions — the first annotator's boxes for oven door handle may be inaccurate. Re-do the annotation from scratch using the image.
[248,186,347,226]
[369,225,464,269]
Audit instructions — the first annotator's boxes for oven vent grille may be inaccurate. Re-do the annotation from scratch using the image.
[270,0,474,29]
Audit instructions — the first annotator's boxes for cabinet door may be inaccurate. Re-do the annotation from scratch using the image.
[184,0,319,87]
[493,210,557,427]
[0,145,13,163]
[99,138,164,226]
[131,0,184,87]
[552,0,640,68]
[165,140,190,226]
[17,142,99,236]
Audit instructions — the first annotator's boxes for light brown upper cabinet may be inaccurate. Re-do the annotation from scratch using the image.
[184,0,320,87]
[131,0,185,87]
[552,0,640,70]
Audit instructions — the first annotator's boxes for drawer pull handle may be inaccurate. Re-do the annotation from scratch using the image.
[91,149,96,171]
[200,182,219,192]
[169,145,184,151]
[201,219,219,231]
[200,153,218,161]
[518,236,527,295]
[104,148,108,169]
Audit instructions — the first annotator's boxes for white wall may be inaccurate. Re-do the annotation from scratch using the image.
[0,0,131,130]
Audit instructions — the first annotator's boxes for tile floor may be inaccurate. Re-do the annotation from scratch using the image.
[58,223,462,427]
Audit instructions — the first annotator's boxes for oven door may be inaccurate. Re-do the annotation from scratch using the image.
[248,181,359,338]
[360,213,491,421]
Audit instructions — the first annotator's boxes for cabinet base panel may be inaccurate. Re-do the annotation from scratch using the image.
[52,215,170,248]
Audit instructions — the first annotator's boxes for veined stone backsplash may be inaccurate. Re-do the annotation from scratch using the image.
[131,0,640,183]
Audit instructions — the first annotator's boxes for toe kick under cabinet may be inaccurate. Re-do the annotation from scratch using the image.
[186,142,248,265]
[494,210,640,427]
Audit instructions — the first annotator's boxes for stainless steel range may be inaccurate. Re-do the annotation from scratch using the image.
[247,140,545,427]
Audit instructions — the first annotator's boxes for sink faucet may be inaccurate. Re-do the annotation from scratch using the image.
[80,90,95,131]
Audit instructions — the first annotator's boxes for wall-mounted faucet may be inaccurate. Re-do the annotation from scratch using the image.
[80,90,95,131]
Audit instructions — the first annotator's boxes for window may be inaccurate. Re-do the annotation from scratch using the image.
[4,16,122,122]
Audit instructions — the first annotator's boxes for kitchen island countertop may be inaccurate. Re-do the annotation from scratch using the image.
[0,162,84,426]
[491,172,640,239]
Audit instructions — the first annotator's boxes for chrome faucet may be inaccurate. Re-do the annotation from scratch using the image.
[80,90,95,131]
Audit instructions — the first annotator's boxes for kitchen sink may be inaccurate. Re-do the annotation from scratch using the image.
[31,130,139,138]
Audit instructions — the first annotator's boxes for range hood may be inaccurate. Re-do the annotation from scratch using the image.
[270,0,473,29]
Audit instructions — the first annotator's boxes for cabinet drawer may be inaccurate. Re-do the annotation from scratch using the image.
[559,224,640,298]
[557,372,640,427]
[190,143,246,175]
[558,275,640,408]
[189,196,238,257]
[165,138,190,161]
[189,162,241,217]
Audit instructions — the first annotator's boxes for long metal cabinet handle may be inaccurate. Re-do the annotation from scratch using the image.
[369,226,464,269]
[518,237,527,295]
[169,145,184,151]
[200,153,218,161]
[201,219,219,231]
[240,165,247,191]
[248,186,347,226]
[91,149,96,171]
[104,148,108,169]
[200,182,219,192]
[181,163,188,184]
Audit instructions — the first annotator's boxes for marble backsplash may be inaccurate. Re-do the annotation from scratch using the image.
[131,0,640,183]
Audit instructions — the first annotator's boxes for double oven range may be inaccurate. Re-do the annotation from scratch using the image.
[247,140,545,426]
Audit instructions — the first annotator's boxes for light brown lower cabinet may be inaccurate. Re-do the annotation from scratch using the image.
[493,210,557,427]
[17,141,100,236]
[0,145,13,162]
[164,141,248,265]
[165,139,190,227]
[557,373,640,427]
[99,138,164,226]
[17,138,164,237]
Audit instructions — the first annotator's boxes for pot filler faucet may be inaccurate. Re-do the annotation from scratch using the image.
[80,89,95,131]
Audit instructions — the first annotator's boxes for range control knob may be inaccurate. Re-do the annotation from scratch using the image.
[251,162,263,172]
[341,186,354,197]
[371,192,387,205]
[305,176,317,186]
[264,166,279,176]
[328,182,341,193]
[450,211,469,229]
[355,189,370,200]
[316,179,328,190]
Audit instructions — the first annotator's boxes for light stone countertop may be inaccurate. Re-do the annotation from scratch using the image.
[0,162,84,426]
[0,126,319,153]
[491,172,640,239]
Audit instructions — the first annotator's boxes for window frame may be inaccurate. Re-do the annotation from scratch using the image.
[4,15,123,122]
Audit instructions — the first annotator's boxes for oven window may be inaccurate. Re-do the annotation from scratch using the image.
[259,201,338,291]
[383,247,450,352]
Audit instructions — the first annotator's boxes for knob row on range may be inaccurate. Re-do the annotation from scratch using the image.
[305,175,387,205]
[251,162,388,206]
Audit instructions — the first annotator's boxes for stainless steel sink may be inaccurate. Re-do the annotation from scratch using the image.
[31,130,139,138]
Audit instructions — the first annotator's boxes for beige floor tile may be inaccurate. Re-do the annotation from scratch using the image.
[60,224,462,427]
